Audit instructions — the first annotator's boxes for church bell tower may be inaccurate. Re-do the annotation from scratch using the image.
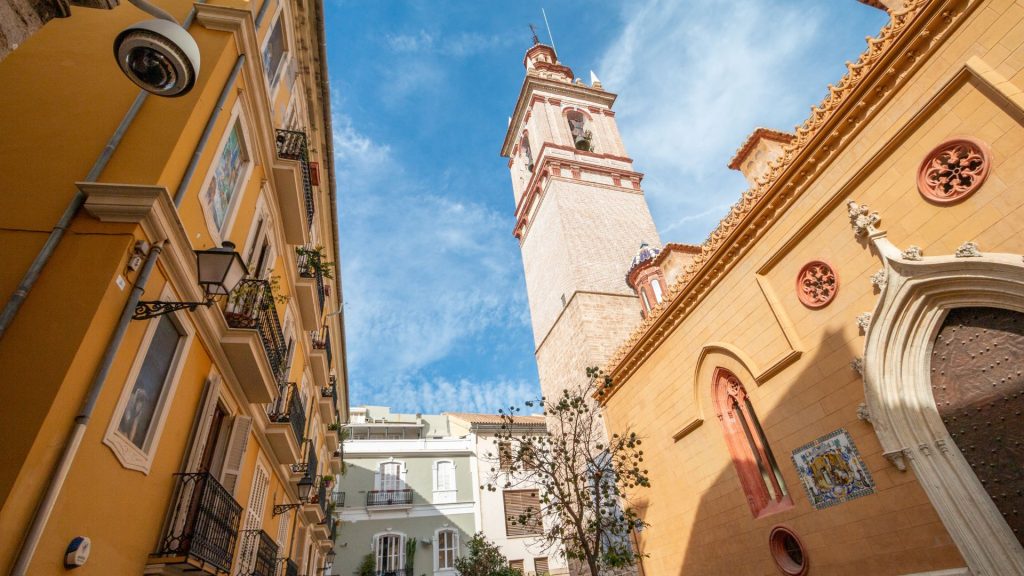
[500,43,661,399]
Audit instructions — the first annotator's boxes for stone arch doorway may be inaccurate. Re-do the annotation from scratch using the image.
[930,306,1024,546]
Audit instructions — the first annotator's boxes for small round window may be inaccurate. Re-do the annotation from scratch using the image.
[769,526,807,575]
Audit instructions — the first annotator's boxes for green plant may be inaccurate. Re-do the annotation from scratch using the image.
[404,537,417,576]
[455,533,521,576]
[328,421,341,431]
[296,245,337,280]
[356,553,375,576]
[322,474,334,485]
[228,273,289,306]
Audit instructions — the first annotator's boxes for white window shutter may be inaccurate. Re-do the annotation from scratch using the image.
[220,415,252,495]
[185,376,221,472]
[374,466,381,490]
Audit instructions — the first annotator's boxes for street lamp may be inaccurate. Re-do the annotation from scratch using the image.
[133,241,248,320]
[273,474,315,516]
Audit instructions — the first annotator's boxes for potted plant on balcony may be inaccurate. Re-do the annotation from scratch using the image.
[327,421,340,431]
[322,474,334,487]
[295,245,336,279]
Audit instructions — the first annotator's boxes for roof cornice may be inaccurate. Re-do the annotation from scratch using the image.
[600,0,981,400]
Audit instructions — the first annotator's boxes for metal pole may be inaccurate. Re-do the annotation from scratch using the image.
[10,241,166,576]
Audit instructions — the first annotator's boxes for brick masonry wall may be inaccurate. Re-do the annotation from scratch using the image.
[603,1,1024,574]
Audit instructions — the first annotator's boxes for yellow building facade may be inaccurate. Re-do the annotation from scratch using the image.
[597,0,1024,574]
[0,0,348,574]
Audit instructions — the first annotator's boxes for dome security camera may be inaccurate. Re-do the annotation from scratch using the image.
[114,18,200,97]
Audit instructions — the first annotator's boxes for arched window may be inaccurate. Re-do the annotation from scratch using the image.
[374,532,405,574]
[712,369,791,517]
[435,528,459,572]
[640,290,651,314]
[377,460,405,492]
[566,110,593,151]
[651,278,663,303]
[520,134,534,172]
[433,460,457,503]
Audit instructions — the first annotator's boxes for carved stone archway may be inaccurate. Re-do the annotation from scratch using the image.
[850,201,1024,576]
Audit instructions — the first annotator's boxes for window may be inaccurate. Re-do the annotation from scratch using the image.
[202,110,251,239]
[503,490,542,536]
[435,529,458,571]
[378,461,405,491]
[262,12,288,88]
[433,460,457,504]
[509,560,524,573]
[498,441,513,470]
[520,134,534,172]
[640,290,651,313]
[239,463,270,572]
[104,302,192,473]
[566,110,593,151]
[712,369,791,517]
[651,278,663,303]
[375,533,405,573]
[534,557,549,575]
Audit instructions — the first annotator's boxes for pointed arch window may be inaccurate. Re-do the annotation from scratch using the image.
[566,110,593,152]
[712,369,791,517]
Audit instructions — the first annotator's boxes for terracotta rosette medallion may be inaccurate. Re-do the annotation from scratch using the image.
[917,137,991,203]
[796,260,838,309]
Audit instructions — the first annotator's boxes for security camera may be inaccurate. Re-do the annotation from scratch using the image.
[114,18,200,97]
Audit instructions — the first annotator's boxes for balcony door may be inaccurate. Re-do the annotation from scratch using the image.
[375,533,404,574]
[379,462,403,492]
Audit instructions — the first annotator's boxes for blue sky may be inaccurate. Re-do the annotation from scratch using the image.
[325,0,888,414]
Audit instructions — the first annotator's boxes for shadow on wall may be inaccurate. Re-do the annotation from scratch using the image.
[669,327,964,575]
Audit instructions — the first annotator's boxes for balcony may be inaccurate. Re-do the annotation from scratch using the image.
[220,279,288,404]
[275,558,299,576]
[264,383,305,465]
[329,448,342,476]
[293,244,325,327]
[238,530,278,576]
[325,427,339,454]
[308,326,330,389]
[302,473,327,524]
[273,129,316,245]
[318,381,335,422]
[334,491,346,508]
[147,473,242,575]
[366,489,413,508]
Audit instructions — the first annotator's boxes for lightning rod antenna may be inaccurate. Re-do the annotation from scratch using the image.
[542,8,557,57]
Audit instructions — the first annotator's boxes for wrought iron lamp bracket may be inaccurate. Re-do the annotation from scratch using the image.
[133,299,214,320]
[273,503,303,516]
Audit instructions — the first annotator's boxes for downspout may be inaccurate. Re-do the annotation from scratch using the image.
[10,241,166,576]
[0,5,205,342]
[174,53,246,206]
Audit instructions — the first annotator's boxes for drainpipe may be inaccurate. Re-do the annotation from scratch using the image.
[10,241,166,576]
[174,53,245,206]
[0,4,206,342]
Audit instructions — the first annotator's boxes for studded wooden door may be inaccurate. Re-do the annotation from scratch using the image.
[931,306,1024,545]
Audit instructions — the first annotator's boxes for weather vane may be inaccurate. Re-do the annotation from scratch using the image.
[529,23,540,45]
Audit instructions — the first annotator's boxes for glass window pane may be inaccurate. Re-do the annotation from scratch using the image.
[117,316,182,449]
[205,120,248,232]
[263,17,286,87]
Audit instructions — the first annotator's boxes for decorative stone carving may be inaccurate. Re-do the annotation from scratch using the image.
[851,357,864,376]
[796,261,839,308]
[919,443,932,457]
[883,450,907,472]
[856,402,871,422]
[955,241,981,258]
[848,201,881,236]
[857,312,872,332]
[935,438,950,454]
[901,245,923,261]
[870,269,887,290]
[917,138,991,203]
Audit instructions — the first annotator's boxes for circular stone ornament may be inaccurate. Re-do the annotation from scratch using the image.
[796,261,838,309]
[769,526,808,576]
[917,137,991,203]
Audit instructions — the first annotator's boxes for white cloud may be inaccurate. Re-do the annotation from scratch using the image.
[362,375,538,415]
[385,29,516,58]
[598,0,828,243]
[332,107,533,411]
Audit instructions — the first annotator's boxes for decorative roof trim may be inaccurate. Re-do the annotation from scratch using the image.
[727,128,796,170]
[500,75,616,157]
[600,0,980,401]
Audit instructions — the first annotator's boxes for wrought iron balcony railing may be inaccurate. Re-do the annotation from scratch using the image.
[275,558,299,576]
[334,491,345,508]
[151,472,242,573]
[376,569,408,576]
[313,477,329,516]
[321,383,335,398]
[268,383,305,448]
[366,489,413,507]
[275,129,315,230]
[311,325,328,351]
[295,244,326,311]
[224,279,289,384]
[239,529,279,576]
